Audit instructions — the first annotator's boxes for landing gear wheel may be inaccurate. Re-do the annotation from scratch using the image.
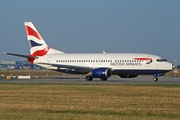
[86,76,93,81]
[153,77,158,82]
[100,78,108,81]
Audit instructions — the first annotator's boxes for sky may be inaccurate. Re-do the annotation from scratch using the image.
[0,0,180,63]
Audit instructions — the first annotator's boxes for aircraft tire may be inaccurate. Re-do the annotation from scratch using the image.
[153,77,158,82]
[86,76,93,81]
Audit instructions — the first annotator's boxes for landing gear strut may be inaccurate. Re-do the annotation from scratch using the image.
[85,76,93,81]
[153,77,158,82]
[100,78,108,81]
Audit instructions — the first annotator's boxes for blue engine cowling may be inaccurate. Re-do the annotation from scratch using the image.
[92,68,112,78]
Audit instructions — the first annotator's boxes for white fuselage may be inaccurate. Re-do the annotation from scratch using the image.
[34,53,173,75]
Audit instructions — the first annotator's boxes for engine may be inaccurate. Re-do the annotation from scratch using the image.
[92,68,112,78]
[119,74,138,78]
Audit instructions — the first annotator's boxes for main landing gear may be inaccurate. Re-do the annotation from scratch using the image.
[153,77,158,82]
[85,76,93,81]
[85,76,108,81]
[100,78,108,81]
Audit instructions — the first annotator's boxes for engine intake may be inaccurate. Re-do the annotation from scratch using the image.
[92,68,112,78]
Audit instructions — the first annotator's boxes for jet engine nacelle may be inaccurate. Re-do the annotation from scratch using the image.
[92,68,112,78]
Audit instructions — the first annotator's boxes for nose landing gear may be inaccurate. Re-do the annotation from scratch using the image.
[153,73,162,82]
[153,77,158,82]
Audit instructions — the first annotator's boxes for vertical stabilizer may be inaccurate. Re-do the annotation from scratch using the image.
[24,22,64,56]
[25,22,50,56]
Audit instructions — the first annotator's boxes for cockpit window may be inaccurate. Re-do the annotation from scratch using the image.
[162,58,167,61]
[156,58,167,62]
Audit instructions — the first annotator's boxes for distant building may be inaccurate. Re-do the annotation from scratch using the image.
[0,61,44,70]
[1,61,15,64]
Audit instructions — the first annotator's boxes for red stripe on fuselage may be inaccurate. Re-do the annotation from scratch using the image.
[25,26,41,40]
[134,58,152,60]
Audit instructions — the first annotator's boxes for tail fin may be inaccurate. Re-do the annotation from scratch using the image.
[24,22,64,56]
[5,22,64,63]
[25,22,50,56]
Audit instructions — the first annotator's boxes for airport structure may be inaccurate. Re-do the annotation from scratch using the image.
[0,61,42,70]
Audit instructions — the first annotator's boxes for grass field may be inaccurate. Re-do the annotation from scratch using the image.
[0,83,180,120]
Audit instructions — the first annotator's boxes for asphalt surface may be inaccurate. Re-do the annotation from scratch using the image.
[0,76,180,84]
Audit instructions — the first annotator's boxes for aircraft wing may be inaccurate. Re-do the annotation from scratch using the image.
[37,62,92,71]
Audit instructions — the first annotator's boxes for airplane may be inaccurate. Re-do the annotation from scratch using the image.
[5,22,175,82]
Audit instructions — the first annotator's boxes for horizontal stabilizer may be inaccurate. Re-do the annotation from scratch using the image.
[4,52,37,59]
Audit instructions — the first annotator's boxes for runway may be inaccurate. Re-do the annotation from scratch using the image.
[0,76,180,84]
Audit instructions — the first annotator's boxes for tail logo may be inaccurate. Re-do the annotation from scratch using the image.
[25,22,50,57]
[26,26,41,40]
[29,40,43,47]
[31,46,50,56]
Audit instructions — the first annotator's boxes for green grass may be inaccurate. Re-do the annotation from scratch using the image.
[0,83,180,120]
